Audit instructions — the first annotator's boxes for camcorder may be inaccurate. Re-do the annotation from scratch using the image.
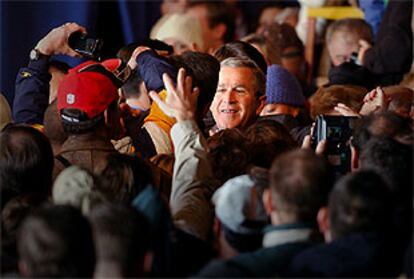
[312,115,358,177]
[68,32,103,59]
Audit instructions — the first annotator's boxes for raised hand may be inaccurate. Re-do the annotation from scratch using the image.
[35,22,86,57]
[334,103,361,118]
[359,86,389,115]
[127,46,151,70]
[149,68,199,122]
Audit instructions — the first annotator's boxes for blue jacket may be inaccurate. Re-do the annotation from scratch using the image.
[288,232,400,277]
[13,58,51,124]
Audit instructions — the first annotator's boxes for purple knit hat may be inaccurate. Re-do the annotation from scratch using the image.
[266,64,306,107]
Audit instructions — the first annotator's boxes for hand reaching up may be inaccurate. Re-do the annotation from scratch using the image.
[149,68,199,122]
[35,22,86,57]
[359,86,389,115]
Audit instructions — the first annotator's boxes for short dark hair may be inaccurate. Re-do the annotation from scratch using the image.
[360,137,412,195]
[352,111,413,151]
[189,0,235,43]
[43,99,68,146]
[0,125,53,206]
[245,119,297,169]
[270,149,333,222]
[329,170,391,239]
[170,51,220,118]
[121,69,144,99]
[207,128,250,185]
[17,204,95,277]
[95,153,153,205]
[213,41,268,75]
[88,203,151,277]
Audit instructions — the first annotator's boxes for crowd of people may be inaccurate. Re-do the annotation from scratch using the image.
[1,0,413,277]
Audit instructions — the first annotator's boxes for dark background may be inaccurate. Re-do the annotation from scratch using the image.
[1,0,272,107]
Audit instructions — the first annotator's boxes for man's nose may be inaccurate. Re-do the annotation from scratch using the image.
[222,89,237,103]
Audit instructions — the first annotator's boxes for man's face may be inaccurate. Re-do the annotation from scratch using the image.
[328,31,359,66]
[186,5,211,50]
[210,66,263,129]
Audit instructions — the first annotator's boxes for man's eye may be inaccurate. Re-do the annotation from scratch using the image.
[235,88,246,94]
[217,88,226,93]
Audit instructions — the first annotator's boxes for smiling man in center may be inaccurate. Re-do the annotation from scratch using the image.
[210,57,266,134]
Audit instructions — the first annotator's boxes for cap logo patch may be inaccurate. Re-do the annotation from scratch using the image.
[67,93,75,104]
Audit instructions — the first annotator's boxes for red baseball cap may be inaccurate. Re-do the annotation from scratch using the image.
[57,59,125,121]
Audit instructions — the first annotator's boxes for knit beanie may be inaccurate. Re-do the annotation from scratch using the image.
[266,64,306,107]
[150,13,204,50]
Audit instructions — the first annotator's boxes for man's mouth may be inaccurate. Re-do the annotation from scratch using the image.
[220,109,238,114]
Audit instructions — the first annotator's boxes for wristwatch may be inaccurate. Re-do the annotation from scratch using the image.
[29,49,50,61]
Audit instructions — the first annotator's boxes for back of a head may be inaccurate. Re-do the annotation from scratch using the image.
[43,99,68,146]
[207,128,250,185]
[17,204,95,278]
[352,111,413,151]
[89,203,151,278]
[0,125,53,206]
[213,41,268,75]
[170,51,220,115]
[309,84,366,119]
[57,60,122,135]
[212,174,268,253]
[245,119,297,169]
[95,153,153,205]
[384,85,414,119]
[270,149,333,222]
[329,170,391,240]
[360,136,413,196]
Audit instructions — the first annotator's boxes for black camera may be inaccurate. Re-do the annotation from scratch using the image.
[68,32,103,59]
[312,115,357,176]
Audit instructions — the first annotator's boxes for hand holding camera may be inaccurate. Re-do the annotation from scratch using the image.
[35,22,87,57]
[310,115,357,176]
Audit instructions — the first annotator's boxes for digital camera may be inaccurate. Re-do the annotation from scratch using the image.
[68,32,103,59]
[312,115,357,176]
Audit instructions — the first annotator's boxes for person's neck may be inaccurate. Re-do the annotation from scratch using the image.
[270,211,297,226]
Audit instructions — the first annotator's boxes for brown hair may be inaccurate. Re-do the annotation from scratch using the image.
[244,119,297,169]
[309,84,366,119]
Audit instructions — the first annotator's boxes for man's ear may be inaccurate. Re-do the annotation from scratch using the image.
[212,23,227,41]
[262,188,273,215]
[317,206,331,242]
[213,217,221,238]
[256,95,266,115]
[350,145,359,172]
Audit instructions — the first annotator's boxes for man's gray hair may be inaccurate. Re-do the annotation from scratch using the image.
[221,56,266,98]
